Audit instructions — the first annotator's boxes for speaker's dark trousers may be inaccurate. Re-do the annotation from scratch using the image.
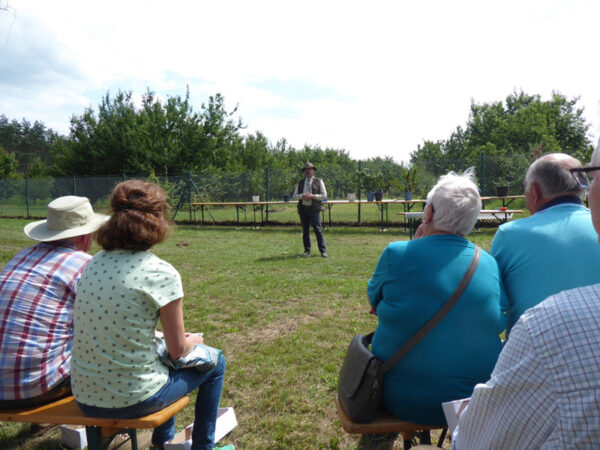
[300,205,326,254]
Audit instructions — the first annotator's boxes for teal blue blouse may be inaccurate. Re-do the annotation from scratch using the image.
[368,235,507,425]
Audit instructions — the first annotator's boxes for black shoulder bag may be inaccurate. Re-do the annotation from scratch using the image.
[338,246,481,423]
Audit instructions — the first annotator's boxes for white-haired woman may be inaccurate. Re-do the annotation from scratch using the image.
[367,169,507,426]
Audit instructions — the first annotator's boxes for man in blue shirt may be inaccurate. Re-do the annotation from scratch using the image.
[451,142,600,449]
[490,153,600,333]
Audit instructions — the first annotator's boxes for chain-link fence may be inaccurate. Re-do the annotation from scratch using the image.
[411,153,530,198]
[0,153,530,224]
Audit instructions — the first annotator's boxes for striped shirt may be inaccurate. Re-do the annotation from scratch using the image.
[452,284,600,449]
[0,242,91,400]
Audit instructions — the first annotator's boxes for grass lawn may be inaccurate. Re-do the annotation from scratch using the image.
[0,218,502,449]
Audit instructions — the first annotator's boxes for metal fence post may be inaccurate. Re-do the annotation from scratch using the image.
[188,171,193,222]
[122,173,127,181]
[72,175,76,195]
[265,167,270,223]
[480,152,486,198]
[358,161,362,223]
[26,176,30,217]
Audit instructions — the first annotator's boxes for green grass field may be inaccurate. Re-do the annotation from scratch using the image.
[0,218,503,449]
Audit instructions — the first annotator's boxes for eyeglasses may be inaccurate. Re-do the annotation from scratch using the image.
[570,166,600,190]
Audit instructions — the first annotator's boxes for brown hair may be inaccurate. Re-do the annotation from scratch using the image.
[96,180,171,251]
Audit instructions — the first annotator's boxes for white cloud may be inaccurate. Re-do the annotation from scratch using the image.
[1,0,599,162]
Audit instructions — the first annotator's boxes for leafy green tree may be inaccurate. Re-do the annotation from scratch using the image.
[409,90,594,193]
[464,90,592,158]
[410,140,443,165]
[137,88,202,175]
[0,116,19,153]
[194,93,245,172]
[238,131,273,170]
[0,115,54,176]
[411,90,593,162]
[52,89,251,177]
[0,147,18,178]
[0,147,18,201]
[42,85,356,179]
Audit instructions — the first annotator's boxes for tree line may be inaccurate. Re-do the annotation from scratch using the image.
[410,91,593,171]
[0,89,356,179]
[0,88,595,197]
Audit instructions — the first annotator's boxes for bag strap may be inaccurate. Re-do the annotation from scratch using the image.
[380,245,481,374]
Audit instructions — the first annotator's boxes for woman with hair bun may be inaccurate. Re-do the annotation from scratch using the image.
[71,180,228,450]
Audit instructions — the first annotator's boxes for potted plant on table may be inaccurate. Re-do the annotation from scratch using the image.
[495,177,509,197]
[374,172,389,201]
[360,168,380,201]
[401,166,418,201]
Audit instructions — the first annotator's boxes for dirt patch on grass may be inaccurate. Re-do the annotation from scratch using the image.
[221,308,337,361]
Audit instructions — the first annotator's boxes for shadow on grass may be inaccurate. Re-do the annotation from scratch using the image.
[177,224,412,237]
[255,254,313,262]
[0,424,63,450]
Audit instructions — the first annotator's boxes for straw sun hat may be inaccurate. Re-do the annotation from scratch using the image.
[23,196,109,242]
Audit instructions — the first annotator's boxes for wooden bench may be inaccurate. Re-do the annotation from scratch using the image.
[0,395,189,450]
[399,209,523,238]
[335,394,447,449]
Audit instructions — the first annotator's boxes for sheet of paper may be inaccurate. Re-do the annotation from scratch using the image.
[442,397,470,433]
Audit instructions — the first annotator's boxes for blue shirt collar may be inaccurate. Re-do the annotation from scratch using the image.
[537,195,583,213]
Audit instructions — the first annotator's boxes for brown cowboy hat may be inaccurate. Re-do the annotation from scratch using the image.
[301,162,317,172]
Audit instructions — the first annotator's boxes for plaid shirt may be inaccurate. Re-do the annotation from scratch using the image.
[0,242,91,400]
[452,284,600,449]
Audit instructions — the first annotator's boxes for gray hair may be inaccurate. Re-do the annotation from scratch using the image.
[426,168,481,236]
[524,155,585,200]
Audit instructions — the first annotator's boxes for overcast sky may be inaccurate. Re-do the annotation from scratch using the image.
[0,0,598,162]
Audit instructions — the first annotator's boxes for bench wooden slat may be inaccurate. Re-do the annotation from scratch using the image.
[398,209,523,216]
[0,395,189,429]
[335,394,441,436]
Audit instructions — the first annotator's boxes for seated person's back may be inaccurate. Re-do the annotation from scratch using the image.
[368,170,506,426]
[452,139,600,449]
[71,180,227,450]
[491,153,600,332]
[0,196,105,408]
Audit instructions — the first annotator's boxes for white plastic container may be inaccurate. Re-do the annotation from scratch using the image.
[61,425,87,449]
[164,407,238,449]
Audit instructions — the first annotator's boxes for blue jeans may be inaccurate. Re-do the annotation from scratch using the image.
[300,206,326,253]
[77,354,226,450]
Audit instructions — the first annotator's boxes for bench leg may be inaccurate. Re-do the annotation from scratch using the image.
[419,430,431,444]
[400,430,416,450]
[86,426,104,450]
[85,426,138,450]
[437,427,448,447]
[128,428,138,450]
[357,432,399,449]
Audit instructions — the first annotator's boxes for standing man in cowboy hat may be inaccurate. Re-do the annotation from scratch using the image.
[292,162,328,258]
[0,196,107,408]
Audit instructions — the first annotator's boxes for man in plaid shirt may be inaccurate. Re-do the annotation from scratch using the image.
[0,196,106,408]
